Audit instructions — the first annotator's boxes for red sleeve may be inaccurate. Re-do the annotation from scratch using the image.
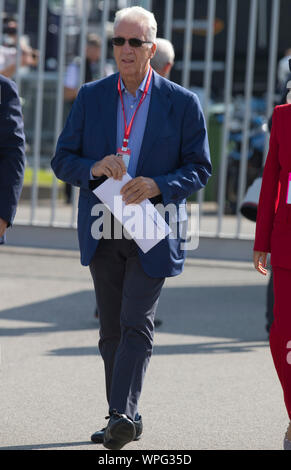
[254,107,280,252]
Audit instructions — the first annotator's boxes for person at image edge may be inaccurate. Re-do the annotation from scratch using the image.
[254,85,291,449]
[0,73,25,244]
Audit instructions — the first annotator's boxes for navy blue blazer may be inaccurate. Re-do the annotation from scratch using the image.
[0,74,25,230]
[52,71,211,277]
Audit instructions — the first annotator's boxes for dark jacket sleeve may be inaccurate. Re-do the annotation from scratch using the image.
[0,76,26,225]
[152,93,212,205]
[51,85,96,189]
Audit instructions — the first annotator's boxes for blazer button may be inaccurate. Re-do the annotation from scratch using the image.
[76,179,81,185]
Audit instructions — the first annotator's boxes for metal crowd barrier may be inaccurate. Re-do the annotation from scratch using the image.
[0,0,281,242]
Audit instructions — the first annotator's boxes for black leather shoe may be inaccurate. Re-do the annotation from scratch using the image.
[103,411,136,450]
[91,415,143,444]
[91,427,106,444]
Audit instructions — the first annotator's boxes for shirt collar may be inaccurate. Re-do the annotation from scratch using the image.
[120,67,151,96]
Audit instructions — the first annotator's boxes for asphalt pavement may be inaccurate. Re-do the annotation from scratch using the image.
[0,246,288,450]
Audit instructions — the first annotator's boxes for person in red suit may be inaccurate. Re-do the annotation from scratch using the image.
[254,97,291,449]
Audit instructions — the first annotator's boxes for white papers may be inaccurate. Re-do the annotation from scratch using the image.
[93,173,171,253]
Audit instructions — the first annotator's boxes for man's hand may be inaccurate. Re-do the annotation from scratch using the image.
[253,250,268,275]
[0,218,8,238]
[120,177,161,205]
[91,155,126,180]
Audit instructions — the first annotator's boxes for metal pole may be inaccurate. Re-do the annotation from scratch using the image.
[258,0,267,49]
[51,0,66,226]
[140,0,152,10]
[0,0,4,45]
[216,0,237,236]
[99,0,110,79]
[30,0,48,224]
[15,0,26,94]
[202,0,216,124]
[264,0,280,164]
[182,0,195,89]
[68,0,89,227]
[236,0,258,236]
[78,0,89,86]
[198,0,216,214]
[70,0,89,228]
[164,0,174,41]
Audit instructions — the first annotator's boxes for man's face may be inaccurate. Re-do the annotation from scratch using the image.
[113,19,156,80]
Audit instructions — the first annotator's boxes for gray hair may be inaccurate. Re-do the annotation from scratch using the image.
[114,6,157,44]
[151,38,175,71]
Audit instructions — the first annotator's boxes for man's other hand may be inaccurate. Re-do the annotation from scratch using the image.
[120,177,161,205]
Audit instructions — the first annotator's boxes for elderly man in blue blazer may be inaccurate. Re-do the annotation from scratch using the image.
[0,74,25,243]
[52,6,211,450]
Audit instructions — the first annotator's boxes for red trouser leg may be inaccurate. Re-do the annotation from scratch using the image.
[270,267,291,420]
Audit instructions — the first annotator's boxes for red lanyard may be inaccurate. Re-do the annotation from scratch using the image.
[117,67,153,151]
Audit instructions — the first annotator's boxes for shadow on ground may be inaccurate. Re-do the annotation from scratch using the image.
[0,441,93,450]
[0,284,268,356]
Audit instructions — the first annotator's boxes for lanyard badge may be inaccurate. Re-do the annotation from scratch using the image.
[116,147,131,169]
[116,67,153,169]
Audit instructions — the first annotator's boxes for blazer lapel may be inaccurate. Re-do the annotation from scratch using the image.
[136,72,172,176]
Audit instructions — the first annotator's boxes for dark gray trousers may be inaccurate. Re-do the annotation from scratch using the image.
[89,235,165,420]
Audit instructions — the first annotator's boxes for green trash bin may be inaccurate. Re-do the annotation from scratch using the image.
[204,112,223,202]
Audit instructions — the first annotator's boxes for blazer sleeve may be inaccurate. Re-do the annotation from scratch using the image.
[51,85,96,189]
[254,107,280,252]
[152,93,212,205]
[0,77,25,225]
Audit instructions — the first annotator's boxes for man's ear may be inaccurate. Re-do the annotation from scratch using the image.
[150,43,157,60]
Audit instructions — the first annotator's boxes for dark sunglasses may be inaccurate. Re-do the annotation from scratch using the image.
[112,37,153,48]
